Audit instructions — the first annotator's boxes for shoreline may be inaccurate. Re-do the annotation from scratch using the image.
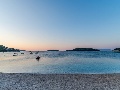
[0,73,120,90]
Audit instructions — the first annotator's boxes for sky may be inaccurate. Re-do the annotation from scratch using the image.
[0,0,120,51]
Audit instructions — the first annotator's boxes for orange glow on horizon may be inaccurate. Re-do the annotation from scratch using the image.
[1,43,116,51]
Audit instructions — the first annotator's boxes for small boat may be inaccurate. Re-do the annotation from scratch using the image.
[30,52,33,54]
[13,55,17,56]
[13,53,18,56]
[36,56,40,60]
[21,53,24,54]
[30,51,33,54]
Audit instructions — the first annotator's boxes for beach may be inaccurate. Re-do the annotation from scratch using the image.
[0,73,120,90]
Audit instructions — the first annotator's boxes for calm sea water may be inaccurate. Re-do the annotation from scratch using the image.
[0,51,120,74]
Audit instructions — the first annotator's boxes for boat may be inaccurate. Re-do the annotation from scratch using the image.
[13,53,18,56]
[29,51,33,54]
[36,56,40,59]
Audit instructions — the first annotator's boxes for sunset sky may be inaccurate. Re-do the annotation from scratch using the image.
[0,0,120,51]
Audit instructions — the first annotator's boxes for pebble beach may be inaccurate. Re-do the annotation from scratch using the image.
[0,73,120,90]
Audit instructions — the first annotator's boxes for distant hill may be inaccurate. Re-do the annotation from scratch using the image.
[0,45,20,52]
[47,50,59,51]
[66,48,100,51]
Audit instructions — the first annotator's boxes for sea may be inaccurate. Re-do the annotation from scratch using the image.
[0,51,120,74]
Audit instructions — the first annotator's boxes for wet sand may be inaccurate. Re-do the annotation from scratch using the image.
[0,73,120,90]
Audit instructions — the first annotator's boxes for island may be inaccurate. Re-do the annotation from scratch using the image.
[47,50,59,51]
[113,48,120,53]
[66,48,100,51]
[0,45,21,52]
